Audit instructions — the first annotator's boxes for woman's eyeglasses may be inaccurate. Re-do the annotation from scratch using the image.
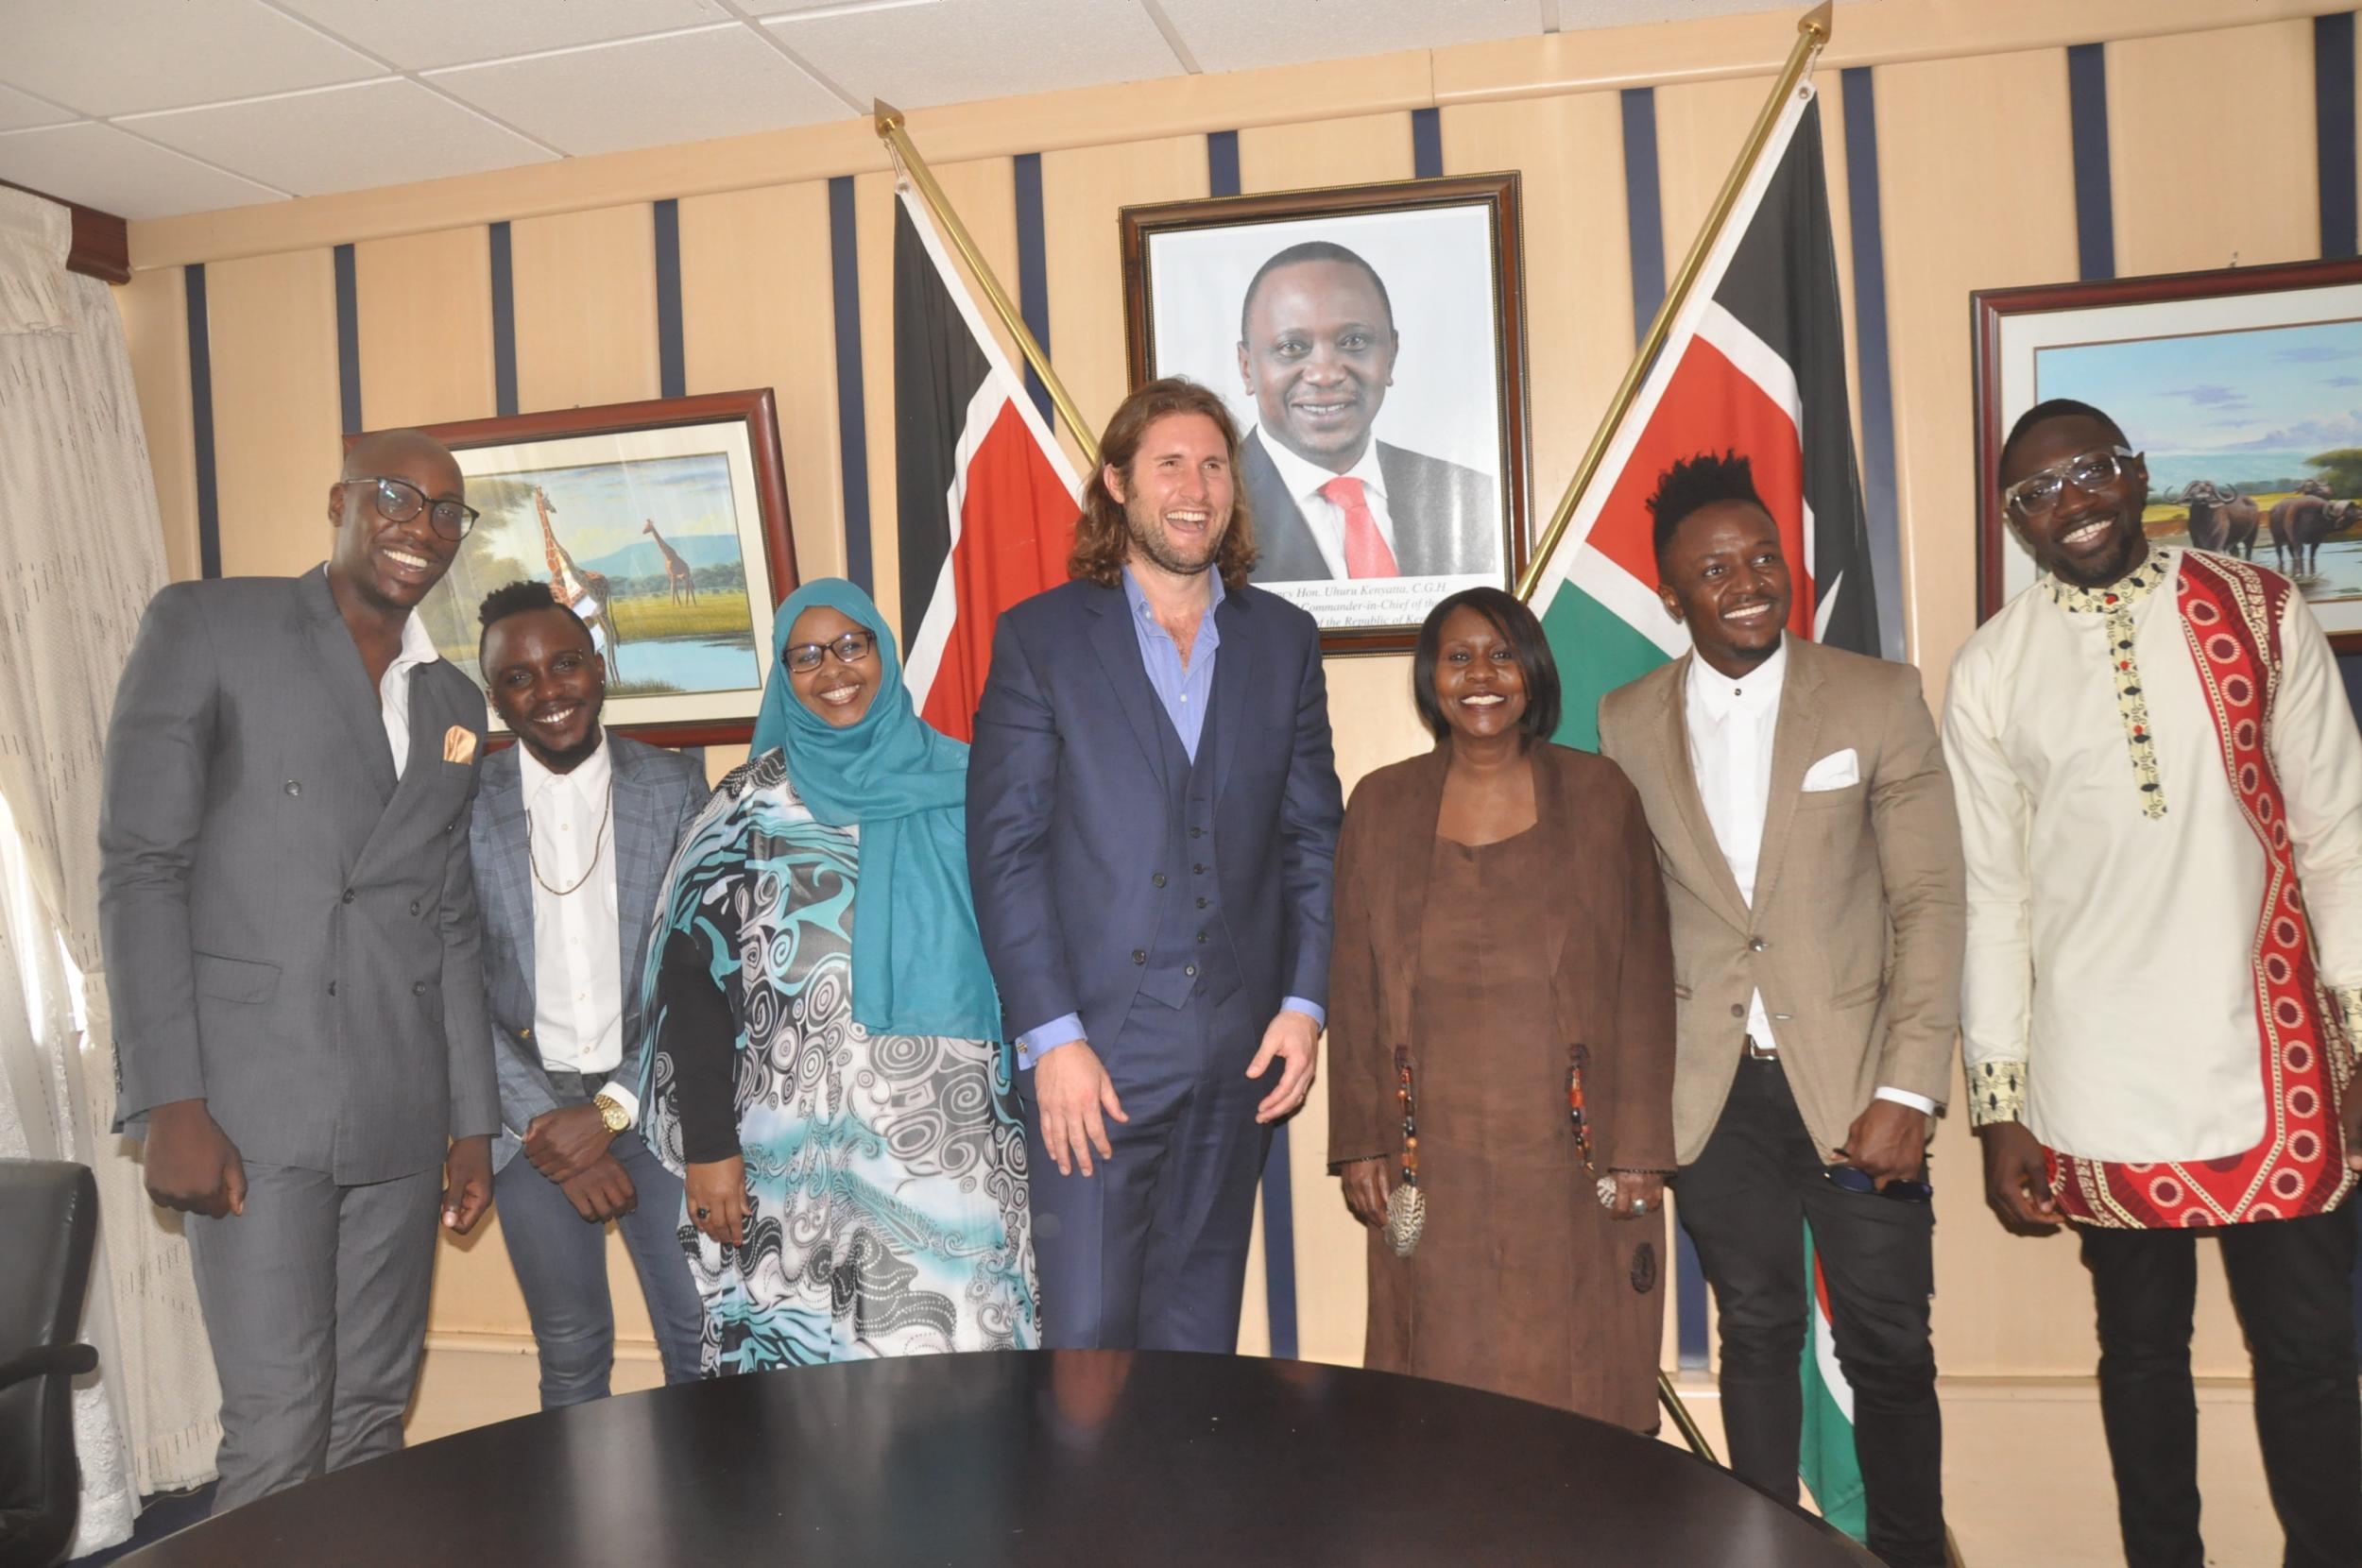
[783,630,878,673]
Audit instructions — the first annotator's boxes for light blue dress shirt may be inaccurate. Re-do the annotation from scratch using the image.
[1014,568,1324,1069]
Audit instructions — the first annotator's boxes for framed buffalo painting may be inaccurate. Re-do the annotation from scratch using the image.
[1974,256,2362,648]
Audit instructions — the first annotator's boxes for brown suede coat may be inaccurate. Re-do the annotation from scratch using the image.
[1325,741,1676,1427]
[1327,741,1677,1173]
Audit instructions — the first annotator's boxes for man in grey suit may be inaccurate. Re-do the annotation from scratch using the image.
[99,430,499,1511]
[469,580,707,1405]
[1235,240,1499,584]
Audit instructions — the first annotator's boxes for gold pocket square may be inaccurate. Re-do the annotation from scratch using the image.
[443,725,479,765]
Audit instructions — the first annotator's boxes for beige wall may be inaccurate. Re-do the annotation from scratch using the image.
[111,0,2356,1389]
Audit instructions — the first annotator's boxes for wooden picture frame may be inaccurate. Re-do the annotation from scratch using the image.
[351,388,797,746]
[1121,173,1531,656]
[1973,257,2362,649]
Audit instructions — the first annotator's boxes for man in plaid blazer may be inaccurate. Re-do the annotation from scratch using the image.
[469,581,710,1403]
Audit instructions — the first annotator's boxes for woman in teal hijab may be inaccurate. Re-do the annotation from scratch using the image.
[638,580,1037,1370]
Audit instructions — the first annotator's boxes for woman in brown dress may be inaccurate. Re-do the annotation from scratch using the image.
[1326,587,1676,1429]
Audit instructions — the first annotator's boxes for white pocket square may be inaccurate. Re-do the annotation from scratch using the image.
[1801,748,1860,792]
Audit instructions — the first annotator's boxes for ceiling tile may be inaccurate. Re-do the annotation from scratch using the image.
[0,0,384,118]
[273,0,737,72]
[762,0,1183,109]
[0,123,288,220]
[427,26,850,156]
[121,79,556,199]
[1552,0,1802,26]
[0,85,77,134]
[1157,0,1542,76]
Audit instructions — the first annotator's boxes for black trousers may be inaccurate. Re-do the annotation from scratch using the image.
[2080,1208,2361,1568]
[1675,1057,1946,1568]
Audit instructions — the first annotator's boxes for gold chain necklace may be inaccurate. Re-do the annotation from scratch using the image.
[524,782,612,897]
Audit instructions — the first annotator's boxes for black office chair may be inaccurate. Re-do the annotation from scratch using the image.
[0,1161,100,1568]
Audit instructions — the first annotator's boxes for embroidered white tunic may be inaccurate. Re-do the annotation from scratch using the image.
[1943,548,2362,1164]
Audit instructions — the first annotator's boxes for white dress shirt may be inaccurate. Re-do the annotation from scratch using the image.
[1944,549,2362,1161]
[1257,431,1400,578]
[377,609,442,780]
[519,735,636,1121]
[1684,641,1937,1116]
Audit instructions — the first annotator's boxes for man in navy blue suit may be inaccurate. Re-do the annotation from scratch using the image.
[967,377,1344,1352]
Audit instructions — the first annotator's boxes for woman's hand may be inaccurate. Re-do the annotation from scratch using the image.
[684,1156,747,1247]
[1339,1156,1395,1227]
[1607,1170,1664,1221]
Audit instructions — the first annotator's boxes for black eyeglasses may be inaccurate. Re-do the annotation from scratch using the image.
[784,629,877,673]
[346,475,479,542]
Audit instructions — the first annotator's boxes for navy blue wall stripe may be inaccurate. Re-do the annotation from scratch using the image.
[1620,88,1669,340]
[489,221,519,418]
[1217,104,1297,1354]
[1412,107,1443,179]
[1206,120,1298,1354]
[2319,13,2358,258]
[1840,70,1906,664]
[333,243,362,435]
[828,176,874,598]
[1617,82,1703,1367]
[1207,129,1241,198]
[1013,153,1053,424]
[2314,11,2362,1356]
[2065,44,2115,282]
[184,264,220,580]
[654,198,686,400]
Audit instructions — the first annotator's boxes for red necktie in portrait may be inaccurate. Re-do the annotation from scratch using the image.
[1320,475,1399,578]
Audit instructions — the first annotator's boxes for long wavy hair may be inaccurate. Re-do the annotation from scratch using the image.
[1068,377,1258,591]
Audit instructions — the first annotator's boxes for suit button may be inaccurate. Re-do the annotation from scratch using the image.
[1193,863,1207,875]
[412,981,426,996]
[1730,1003,1745,1017]
[1196,897,1208,910]
[1190,827,1205,839]
[1153,873,1167,888]
[1185,963,1198,978]
[283,780,301,797]
[327,980,336,997]
[1196,931,1207,945]
[341,889,355,905]
[1750,938,1768,952]
[411,900,423,917]
[1132,949,1147,965]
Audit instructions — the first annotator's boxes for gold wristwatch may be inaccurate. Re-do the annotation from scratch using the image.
[592,1091,630,1133]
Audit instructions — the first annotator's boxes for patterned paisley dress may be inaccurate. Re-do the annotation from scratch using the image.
[639,750,1037,1371]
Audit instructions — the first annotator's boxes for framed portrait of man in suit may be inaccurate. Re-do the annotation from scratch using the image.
[1121,173,1532,654]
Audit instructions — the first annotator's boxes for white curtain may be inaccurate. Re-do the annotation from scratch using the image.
[0,186,221,1552]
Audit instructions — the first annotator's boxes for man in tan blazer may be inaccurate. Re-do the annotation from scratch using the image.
[1599,452,1963,1568]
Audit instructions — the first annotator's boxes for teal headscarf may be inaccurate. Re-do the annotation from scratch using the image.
[748,579,1001,1041]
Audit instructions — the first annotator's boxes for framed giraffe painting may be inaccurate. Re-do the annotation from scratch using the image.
[351,388,797,747]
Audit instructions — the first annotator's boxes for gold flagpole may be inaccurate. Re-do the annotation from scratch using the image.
[873,99,1103,470]
[1514,1,1832,601]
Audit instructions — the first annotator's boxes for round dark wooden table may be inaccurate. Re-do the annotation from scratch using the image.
[122,1351,1878,1566]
